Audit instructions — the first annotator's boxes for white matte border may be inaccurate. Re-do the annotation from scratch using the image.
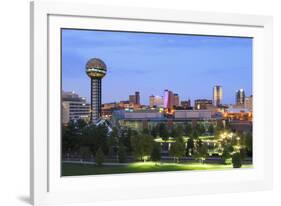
[31,1,273,205]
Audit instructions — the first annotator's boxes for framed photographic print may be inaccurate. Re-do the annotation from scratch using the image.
[30,1,273,205]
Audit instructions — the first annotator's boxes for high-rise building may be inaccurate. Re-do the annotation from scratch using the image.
[154,96,164,107]
[213,85,222,106]
[236,89,245,105]
[194,99,213,110]
[135,91,140,105]
[85,58,107,123]
[181,100,191,109]
[173,93,180,107]
[164,89,174,109]
[129,95,136,104]
[149,95,164,107]
[149,95,155,107]
[245,95,253,111]
[62,91,90,124]
[129,91,140,105]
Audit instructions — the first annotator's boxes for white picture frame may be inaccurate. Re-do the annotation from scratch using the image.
[30,1,273,205]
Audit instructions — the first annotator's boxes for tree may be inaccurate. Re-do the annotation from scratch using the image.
[120,128,134,153]
[79,146,91,160]
[197,139,203,149]
[216,120,224,131]
[239,148,247,161]
[184,123,192,137]
[208,124,214,135]
[191,129,199,139]
[221,144,233,164]
[170,127,178,138]
[194,141,208,163]
[80,124,96,155]
[110,127,119,141]
[171,124,184,138]
[169,137,186,163]
[131,134,154,161]
[142,128,150,135]
[151,126,158,138]
[118,144,127,163]
[245,132,253,157]
[151,143,161,163]
[232,152,242,168]
[80,124,108,156]
[142,135,154,161]
[95,124,109,155]
[224,120,231,130]
[158,123,169,141]
[107,134,118,158]
[186,138,194,156]
[95,147,105,166]
[76,119,87,130]
[195,123,205,136]
[62,121,80,154]
[214,128,221,140]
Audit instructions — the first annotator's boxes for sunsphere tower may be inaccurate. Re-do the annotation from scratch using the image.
[85,58,107,123]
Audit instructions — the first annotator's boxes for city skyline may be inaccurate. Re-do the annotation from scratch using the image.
[64,87,251,107]
[62,29,252,105]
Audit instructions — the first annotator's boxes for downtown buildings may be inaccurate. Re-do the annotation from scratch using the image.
[194,99,213,110]
[111,86,253,133]
[235,88,253,111]
[100,91,143,119]
[245,95,253,111]
[62,84,253,125]
[129,91,140,105]
[62,91,90,124]
[149,95,164,107]
[150,90,181,109]
[213,85,223,106]
[236,89,245,106]
[63,57,253,133]
[163,90,180,108]
[180,100,191,109]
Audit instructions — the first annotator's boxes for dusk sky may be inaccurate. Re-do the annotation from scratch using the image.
[62,29,252,105]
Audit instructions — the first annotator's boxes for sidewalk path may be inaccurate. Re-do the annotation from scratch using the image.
[63,160,130,166]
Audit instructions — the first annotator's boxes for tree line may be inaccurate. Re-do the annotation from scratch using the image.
[62,120,252,168]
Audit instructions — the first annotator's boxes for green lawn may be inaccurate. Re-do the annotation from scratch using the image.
[62,162,253,176]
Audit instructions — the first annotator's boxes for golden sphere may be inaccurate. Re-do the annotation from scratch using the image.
[85,58,107,78]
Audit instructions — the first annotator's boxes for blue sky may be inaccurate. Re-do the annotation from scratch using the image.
[62,29,252,105]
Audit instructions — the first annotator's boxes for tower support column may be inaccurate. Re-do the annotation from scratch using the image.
[90,78,102,122]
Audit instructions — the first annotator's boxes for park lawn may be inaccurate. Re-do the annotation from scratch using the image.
[62,162,253,176]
